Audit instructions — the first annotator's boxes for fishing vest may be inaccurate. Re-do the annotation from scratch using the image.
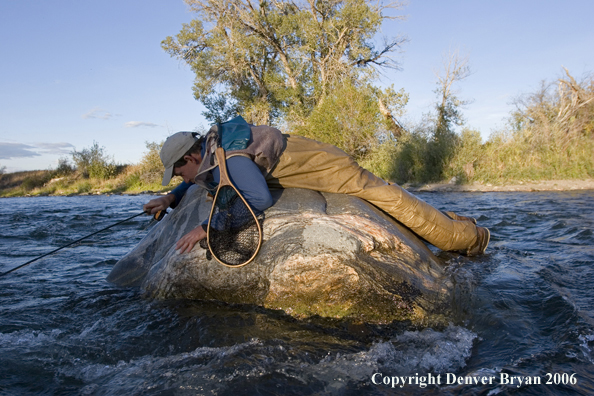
[193,118,285,190]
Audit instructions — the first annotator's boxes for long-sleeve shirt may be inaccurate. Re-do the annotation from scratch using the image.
[168,155,273,227]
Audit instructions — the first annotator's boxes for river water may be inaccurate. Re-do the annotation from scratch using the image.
[0,191,593,395]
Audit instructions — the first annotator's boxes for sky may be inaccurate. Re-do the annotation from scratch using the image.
[1,0,593,173]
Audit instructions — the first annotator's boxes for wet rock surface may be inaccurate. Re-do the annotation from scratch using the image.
[107,185,452,324]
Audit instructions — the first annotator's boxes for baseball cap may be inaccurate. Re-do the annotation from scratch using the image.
[160,132,198,186]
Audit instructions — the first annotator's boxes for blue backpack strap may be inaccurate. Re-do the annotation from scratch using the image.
[217,115,252,151]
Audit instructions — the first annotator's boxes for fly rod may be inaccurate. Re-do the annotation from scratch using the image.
[0,210,166,277]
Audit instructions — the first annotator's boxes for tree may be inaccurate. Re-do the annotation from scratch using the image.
[426,50,471,180]
[53,157,75,177]
[296,80,408,160]
[433,49,471,135]
[386,50,473,183]
[162,0,407,127]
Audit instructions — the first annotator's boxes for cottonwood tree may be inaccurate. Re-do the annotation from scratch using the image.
[426,50,471,180]
[162,0,408,142]
[296,80,408,160]
[433,49,471,136]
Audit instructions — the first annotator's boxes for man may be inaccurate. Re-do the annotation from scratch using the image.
[144,118,490,256]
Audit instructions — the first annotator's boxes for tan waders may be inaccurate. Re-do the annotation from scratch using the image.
[266,135,483,253]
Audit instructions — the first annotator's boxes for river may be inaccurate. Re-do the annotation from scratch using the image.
[0,191,593,395]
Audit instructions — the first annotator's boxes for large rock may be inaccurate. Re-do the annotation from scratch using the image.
[108,185,452,324]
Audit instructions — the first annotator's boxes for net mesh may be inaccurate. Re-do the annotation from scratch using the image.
[207,185,263,266]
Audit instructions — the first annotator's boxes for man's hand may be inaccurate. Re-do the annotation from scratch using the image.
[176,226,207,254]
[143,195,175,215]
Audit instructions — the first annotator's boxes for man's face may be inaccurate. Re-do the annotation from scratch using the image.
[173,153,201,183]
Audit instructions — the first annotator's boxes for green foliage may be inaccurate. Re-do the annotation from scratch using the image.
[201,94,240,124]
[163,0,406,125]
[130,141,167,187]
[71,141,118,180]
[466,70,594,182]
[441,129,483,183]
[295,81,408,161]
[21,173,52,191]
[76,181,92,194]
[374,51,470,183]
[511,69,594,147]
[138,142,163,173]
[387,126,434,183]
[423,51,469,181]
[358,137,399,180]
[117,141,174,193]
[1,140,171,196]
[423,129,460,182]
[3,66,593,198]
[53,157,75,177]
[375,69,594,185]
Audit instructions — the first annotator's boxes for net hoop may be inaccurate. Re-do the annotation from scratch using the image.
[206,147,263,268]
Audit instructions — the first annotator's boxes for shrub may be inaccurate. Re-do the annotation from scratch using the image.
[118,141,172,192]
[53,157,75,177]
[294,82,408,163]
[76,181,92,194]
[137,141,164,185]
[442,129,484,183]
[21,173,51,191]
[72,141,118,179]
[359,138,400,180]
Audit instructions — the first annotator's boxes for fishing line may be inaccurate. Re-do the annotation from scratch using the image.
[75,214,163,246]
[0,210,165,277]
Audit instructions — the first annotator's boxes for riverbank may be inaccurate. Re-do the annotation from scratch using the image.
[2,169,594,197]
[2,179,594,198]
[0,168,168,198]
[403,179,594,192]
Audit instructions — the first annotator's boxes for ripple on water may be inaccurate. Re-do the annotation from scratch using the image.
[1,192,594,395]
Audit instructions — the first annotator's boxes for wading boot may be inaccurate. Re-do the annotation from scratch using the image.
[465,226,490,256]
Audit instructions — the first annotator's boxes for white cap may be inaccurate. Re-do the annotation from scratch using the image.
[160,132,198,186]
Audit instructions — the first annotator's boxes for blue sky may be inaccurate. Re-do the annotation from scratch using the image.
[1,0,593,173]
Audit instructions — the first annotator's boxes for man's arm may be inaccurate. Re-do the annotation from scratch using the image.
[177,155,273,253]
[169,181,193,207]
[176,226,206,253]
[212,155,273,211]
[143,194,175,215]
[143,181,194,216]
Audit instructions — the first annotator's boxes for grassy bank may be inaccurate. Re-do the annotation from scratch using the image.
[0,142,178,198]
[0,167,174,198]
[358,126,594,185]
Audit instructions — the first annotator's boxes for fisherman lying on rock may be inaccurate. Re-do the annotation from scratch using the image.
[143,116,490,257]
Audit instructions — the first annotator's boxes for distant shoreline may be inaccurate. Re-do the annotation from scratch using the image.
[2,179,593,198]
[403,179,594,193]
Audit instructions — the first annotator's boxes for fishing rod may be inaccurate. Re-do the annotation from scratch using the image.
[0,210,166,277]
